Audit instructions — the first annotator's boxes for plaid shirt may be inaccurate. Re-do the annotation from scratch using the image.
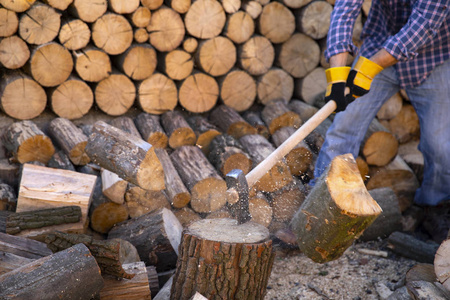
[325,0,450,88]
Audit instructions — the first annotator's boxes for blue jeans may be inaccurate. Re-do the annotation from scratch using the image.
[313,59,450,206]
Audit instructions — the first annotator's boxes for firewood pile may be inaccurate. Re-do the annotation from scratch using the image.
[0,0,449,298]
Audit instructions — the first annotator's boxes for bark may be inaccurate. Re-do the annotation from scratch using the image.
[261,99,302,134]
[109,116,141,138]
[242,110,270,139]
[101,168,128,204]
[0,183,16,211]
[0,251,33,275]
[161,110,197,149]
[108,0,140,14]
[135,113,168,148]
[186,115,221,155]
[47,150,76,171]
[209,104,257,139]
[0,232,52,259]
[387,231,439,264]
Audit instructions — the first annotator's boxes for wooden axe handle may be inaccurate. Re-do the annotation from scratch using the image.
[245,100,337,188]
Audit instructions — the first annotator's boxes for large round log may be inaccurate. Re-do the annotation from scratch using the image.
[127,6,151,28]
[361,118,399,167]
[294,67,326,105]
[179,72,219,113]
[257,68,294,105]
[238,35,274,76]
[0,0,36,12]
[218,69,256,112]
[92,13,133,55]
[73,45,111,82]
[195,36,236,77]
[108,0,140,14]
[68,0,107,23]
[142,0,164,10]
[295,0,332,40]
[0,35,29,69]
[114,43,157,81]
[147,6,185,52]
[18,2,61,45]
[159,49,194,81]
[42,0,73,10]
[388,104,420,144]
[0,8,19,38]
[184,0,226,39]
[258,2,295,44]
[58,18,91,51]
[223,11,254,44]
[95,72,136,116]
[165,0,191,14]
[282,0,312,9]
[137,72,178,115]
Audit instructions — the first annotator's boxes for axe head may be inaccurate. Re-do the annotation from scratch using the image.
[225,169,251,224]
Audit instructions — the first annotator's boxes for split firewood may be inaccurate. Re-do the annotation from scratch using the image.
[114,43,157,81]
[237,35,274,76]
[258,2,295,44]
[134,27,149,43]
[173,207,202,227]
[184,0,225,39]
[0,232,52,259]
[356,156,369,181]
[242,110,270,139]
[109,116,141,138]
[209,104,257,139]
[294,67,327,105]
[195,36,236,77]
[290,154,382,263]
[0,35,30,69]
[100,261,152,299]
[73,45,112,82]
[16,164,97,239]
[0,183,16,211]
[165,0,191,14]
[295,1,332,40]
[182,37,198,53]
[388,104,420,144]
[223,11,254,44]
[367,155,420,212]
[45,231,140,279]
[0,251,33,276]
[135,113,168,148]
[92,13,133,55]
[178,72,219,113]
[359,187,402,241]
[125,184,170,218]
[68,0,107,23]
[240,134,294,192]
[108,208,183,271]
[6,206,81,235]
[261,99,302,134]
[48,117,90,165]
[161,110,197,149]
[0,71,47,120]
[170,219,275,300]
[435,239,450,292]
[208,134,252,176]
[127,6,151,28]
[170,146,227,213]
[158,49,194,80]
[218,69,257,112]
[248,192,273,228]
[397,140,424,182]
[90,201,129,234]
[267,180,306,223]
[406,281,450,300]
[58,18,90,51]
[271,126,313,176]
[376,92,403,120]
[101,168,128,204]
[147,6,185,52]
[0,243,104,300]
[256,68,294,105]
[137,73,178,115]
[387,231,439,263]
[0,8,19,38]
[18,3,61,46]
[361,118,399,167]
[2,120,55,164]
[186,115,221,155]
[85,121,165,191]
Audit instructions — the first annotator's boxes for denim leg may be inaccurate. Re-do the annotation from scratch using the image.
[312,66,400,184]
[405,60,450,206]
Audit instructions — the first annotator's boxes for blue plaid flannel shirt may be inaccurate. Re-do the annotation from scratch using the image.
[325,0,450,88]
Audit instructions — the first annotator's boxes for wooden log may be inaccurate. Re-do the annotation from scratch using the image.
[356,156,369,181]
[241,1,262,19]
[2,120,55,164]
[47,150,76,171]
[100,261,152,299]
[85,121,165,191]
[223,11,254,44]
[387,231,439,263]
[0,8,19,38]
[91,201,129,234]
[184,0,225,39]
[18,3,61,45]
[127,6,151,28]
[108,208,182,271]
[125,185,170,218]
[49,76,94,120]
[258,2,295,44]
[161,110,196,149]
[248,192,272,228]
[108,0,140,14]
[92,13,133,55]
[135,113,168,148]
[261,99,302,134]
[219,69,256,112]
[367,155,420,212]
[0,35,29,69]
[195,36,236,77]
[361,118,399,167]
[95,71,136,116]
[142,0,164,10]
[179,72,219,113]
[294,67,327,105]
[48,117,90,166]
[42,0,73,10]
[27,42,73,87]
[406,281,450,300]
[159,49,194,81]
[165,0,191,13]
[0,232,52,259]
[0,0,36,12]
[137,73,178,115]
[170,146,227,213]
[388,104,420,144]
[271,126,313,176]
[0,251,33,275]
[288,99,319,123]
[73,45,111,82]
[0,243,104,299]
[58,18,90,51]
[242,110,270,139]
[278,33,321,79]
[290,154,382,263]
[0,183,16,211]
[238,35,274,76]
[6,206,81,235]
[267,180,306,222]
[173,207,202,227]
[0,72,46,120]
[182,37,198,53]
[0,159,20,189]
[435,239,450,292]
[186,115,221,155]
[406,263,437,284]
[68,0,107,23]
[101,169,128,204]
[282,0,312,9]
[109,116,141,138]
[257,68,294,105]
[134,27,149,43]
[45,231,140,279]
[209,104,257,139]
[221,0,240,13]
[114,43,157,81]
[295,1,332,40]
[147,6,185,52]
[146,265,160,298]
[240,134,294,192]
[398,140,424,182]
[170,218,274,300]
[208,134,252,176]
[376,92,403,120]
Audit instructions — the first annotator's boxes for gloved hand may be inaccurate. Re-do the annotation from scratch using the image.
[346,56,384,99]
[324,66,351,112]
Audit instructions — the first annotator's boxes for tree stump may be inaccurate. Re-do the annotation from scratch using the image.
[179,72,219,113]
[170,218,274,300]
[92,13,133,55]
[238,35,274,76]
[147,6,185,52]
[0,35,29,70]
[290,154,382,263]
[18,3,61,45]
[137,73,178,115]
[184,0,225,39]
[161,110,197,149]
[73,45,111,82]
[219,69,256,112]
[209,105,257,139]
[135,113,168,148]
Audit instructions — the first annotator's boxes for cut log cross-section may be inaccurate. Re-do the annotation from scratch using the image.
[184,0,226,39]
[127,6,151,28]
[92,13,133,55]
[258,2,295,44]
[68,0,107,23]
[0,0,36,13]
[361,118,399,167]
[209,104,257,139]
[178,72,219,113]
[58,18,91,51]
[0,35,30,70]
[125,185,170,219]
[238,35,274,76]
[242,110,270,139]
[135,113,168,148]
[73,46,111,82]
[115,43,157,81]
[95,71,136,116]
[195,36,236,77]
[295,0,332,40]
[294,67,326,104]
[147,6,185,52]
[257,68,294,105]
[219,69,256,112]
[101,168,128,205]
[267,180,306,223]
[108,0,140,14]
[161,110,197,149]
[159,49,194,81]
[137,73,178,115]
[0,8,19,38]
[223,11,254,44]
[42,0,73,11]
[290,154,382,263]
[261,99,302,134]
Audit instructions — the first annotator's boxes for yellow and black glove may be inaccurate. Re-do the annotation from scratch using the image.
[346,56,384,99]
[325,66,351,112]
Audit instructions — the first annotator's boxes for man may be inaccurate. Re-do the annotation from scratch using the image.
[314,1,450,241]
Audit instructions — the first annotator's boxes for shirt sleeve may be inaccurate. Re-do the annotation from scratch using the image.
[325,0,364,61]
[383,0,450,61]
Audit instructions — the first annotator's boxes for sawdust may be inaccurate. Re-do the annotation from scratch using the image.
[265,240,417,300]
